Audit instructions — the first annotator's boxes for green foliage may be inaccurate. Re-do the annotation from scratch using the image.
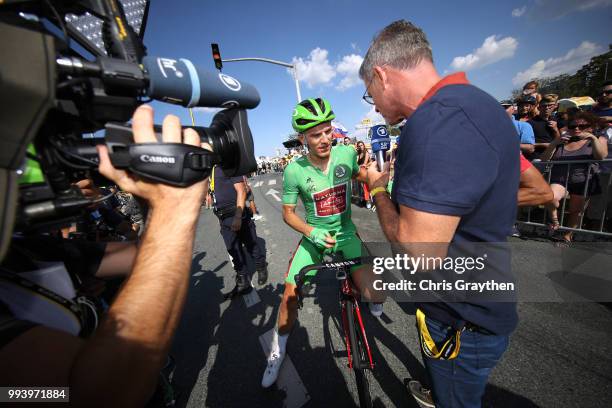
[510,45,612,100]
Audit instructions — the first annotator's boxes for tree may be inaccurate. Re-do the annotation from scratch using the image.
[509,45,612,100]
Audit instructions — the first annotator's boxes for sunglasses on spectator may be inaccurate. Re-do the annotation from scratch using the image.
[601,90,612,96]
[568,123,589,130]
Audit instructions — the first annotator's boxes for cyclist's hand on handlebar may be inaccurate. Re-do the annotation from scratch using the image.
[308,228,336,249]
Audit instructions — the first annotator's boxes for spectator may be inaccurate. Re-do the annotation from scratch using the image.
[522,80,542,116]
[360,20,519,408]
[541,111,608,243]
[343,136,353,146]
[502,100,535,155]
[515,94,537,122]
[528,94,561,160]
[356,141,373,208]
[593,81,612,120]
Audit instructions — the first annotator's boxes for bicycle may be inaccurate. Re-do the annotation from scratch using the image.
[295,253,375,408]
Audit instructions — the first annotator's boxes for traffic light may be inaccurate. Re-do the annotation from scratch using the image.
[211,43,223,71]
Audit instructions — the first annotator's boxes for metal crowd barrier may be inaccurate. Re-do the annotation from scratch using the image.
[517,158,612,237]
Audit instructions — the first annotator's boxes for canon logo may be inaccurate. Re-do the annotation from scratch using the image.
[140,154,176,164]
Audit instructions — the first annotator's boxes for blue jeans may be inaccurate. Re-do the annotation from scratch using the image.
[421,316,509,408]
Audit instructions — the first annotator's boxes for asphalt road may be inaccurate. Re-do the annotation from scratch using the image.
[170,173,612,408]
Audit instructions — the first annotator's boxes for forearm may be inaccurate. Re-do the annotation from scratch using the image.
[518,188,553,206]
[283,207,313,237]
[540,143,558,161]
[591,138,608,160]
[235,189,246,217]
[96,242,138,278]
[372,192,400,241]
[520,144,535,154]
[69,204,200,406]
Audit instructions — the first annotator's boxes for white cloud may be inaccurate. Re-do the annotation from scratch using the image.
[527,0,612,19]
[290,48,366,91]
[336,54,364,91]
[512,6,527,17]
[292,47,336,88]
[450,35,518,71]
[512,41,604,85]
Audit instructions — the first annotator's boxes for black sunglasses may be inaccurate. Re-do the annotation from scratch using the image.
[568,123,589,130]
[601,90,612,96]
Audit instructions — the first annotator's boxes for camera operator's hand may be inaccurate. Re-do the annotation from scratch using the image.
[97,105,207,214]
[75,178,103,200]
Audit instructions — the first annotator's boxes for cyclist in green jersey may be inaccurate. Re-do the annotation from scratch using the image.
[262,98,384,388]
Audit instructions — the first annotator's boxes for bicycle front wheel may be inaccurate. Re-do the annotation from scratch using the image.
[345,300,373,408]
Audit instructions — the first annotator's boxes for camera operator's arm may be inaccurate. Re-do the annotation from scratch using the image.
[95,242,137,278]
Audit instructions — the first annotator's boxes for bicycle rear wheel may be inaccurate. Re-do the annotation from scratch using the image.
[345,300,373,408]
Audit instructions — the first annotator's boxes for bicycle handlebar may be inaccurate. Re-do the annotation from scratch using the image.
[294,256,373,309]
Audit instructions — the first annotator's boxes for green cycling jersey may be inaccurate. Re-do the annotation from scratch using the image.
[282,145,360,237]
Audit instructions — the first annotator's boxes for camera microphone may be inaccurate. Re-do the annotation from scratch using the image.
[142,56,261,109]
[57,56,261,110]
[370,125,391,172]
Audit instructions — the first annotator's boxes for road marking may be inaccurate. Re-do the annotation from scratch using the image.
[268,179,277,185]
[259,329,310,408]
[254,181,263,188]
[266,188,281,202]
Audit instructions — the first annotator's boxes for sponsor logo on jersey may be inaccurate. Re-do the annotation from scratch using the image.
[334,165,347,179]
[312,183,347,217]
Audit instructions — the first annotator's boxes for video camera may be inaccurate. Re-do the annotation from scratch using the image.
[0,0,259,257]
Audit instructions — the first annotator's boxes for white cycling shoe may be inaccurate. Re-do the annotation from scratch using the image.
[261,350,285,388]
[369,302,384,317]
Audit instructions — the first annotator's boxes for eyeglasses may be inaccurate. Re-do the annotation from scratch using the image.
[362,75,375,105]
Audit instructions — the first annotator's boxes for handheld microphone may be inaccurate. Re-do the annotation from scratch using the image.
[143,56,261,109]
[369,125,391,172]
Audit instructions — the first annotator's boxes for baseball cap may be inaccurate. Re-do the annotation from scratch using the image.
[517,95,537,105]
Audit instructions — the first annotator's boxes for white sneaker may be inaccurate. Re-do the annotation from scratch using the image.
[261,350,285,388]
[369,302,383,317]
[253,214,263,221]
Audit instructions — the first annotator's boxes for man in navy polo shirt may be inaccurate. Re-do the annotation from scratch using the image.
[359,20,519,408]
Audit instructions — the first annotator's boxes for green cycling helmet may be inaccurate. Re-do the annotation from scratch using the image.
[291,97,336,133]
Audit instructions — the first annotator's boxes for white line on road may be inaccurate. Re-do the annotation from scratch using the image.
[268,179,277,185]
[259,329,310,408]
[266,189,281,202]
[254,181,264,188]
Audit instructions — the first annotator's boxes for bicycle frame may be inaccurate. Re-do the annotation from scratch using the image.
[295,255,375,371]
[340,277,374,370]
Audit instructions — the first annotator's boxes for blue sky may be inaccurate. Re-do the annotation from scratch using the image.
[142,0,612,157]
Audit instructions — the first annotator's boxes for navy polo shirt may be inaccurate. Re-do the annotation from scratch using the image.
[212,167,243,211]
[392,76,520,335]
